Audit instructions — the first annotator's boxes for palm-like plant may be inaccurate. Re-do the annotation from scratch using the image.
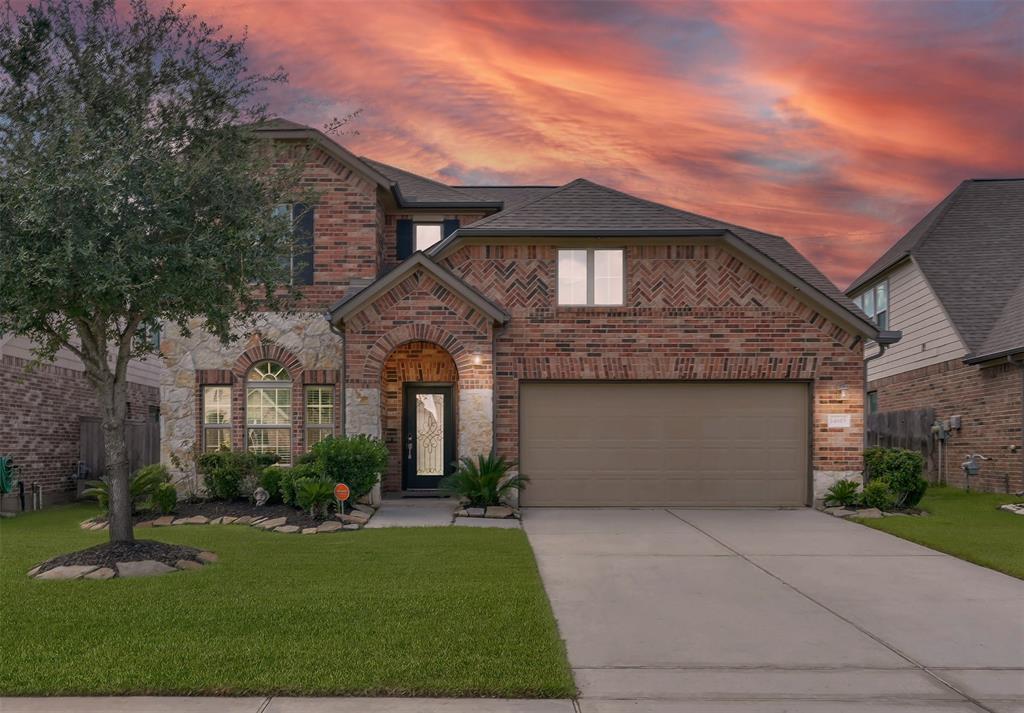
[294,477,336,518]
[440,453,527,508]
[83,464,170,514]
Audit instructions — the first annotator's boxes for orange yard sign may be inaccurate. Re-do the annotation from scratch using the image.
[334,483,350,502]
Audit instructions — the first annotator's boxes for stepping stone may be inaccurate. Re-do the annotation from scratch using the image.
[196,551,218,563]
[339,512,369,525]
[234,516,253,525]
[351,503,376,515]
[257,517,287,530]
[275,525,300,534]
[485,506,514,519]
[84,567,116,580]
[35,565,98,580]
[317,521,343,533]
[301,527,318,535]
[116,560,176,578]
[175,559,203,571]
[153,516,175,527]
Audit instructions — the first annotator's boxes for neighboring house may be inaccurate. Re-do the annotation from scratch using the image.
[846,179,1024,493]
[160,119,883,507]
[0,334,162,509]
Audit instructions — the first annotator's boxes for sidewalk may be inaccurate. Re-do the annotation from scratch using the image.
[0,699,574,713]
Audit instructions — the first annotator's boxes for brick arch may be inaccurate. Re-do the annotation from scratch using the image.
[232,339,305,380]
[362,324,474,385]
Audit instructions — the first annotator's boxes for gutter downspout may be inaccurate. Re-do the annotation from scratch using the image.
[862,330,902,453]
[327,318,346,436]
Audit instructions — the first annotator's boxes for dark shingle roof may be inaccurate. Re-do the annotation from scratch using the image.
[847,179,1024,361]
[452,186,558,210]
[360,158,495,205]
[460,178,864,318]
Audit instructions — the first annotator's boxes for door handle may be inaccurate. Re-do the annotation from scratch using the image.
[406,434,413,459]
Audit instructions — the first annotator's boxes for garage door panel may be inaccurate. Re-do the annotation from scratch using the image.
[520,382,808,506]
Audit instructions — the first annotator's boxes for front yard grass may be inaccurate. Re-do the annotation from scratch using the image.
[0,504,574,697]
[859,486,1024,579]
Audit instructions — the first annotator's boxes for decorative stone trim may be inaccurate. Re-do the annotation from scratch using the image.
[79,505,378,535]
[453,505,520,519]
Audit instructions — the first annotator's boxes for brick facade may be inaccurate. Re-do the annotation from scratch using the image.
[1,355,159,504]
[378,212,487,272]
[442,243,866,479]
[870,358,1023,492]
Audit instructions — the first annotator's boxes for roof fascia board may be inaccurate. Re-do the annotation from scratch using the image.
[845,255,911,297]
[964,346,1024,365]
[327,253,509,325]
[428,228,729,259]
[395,201,505,210]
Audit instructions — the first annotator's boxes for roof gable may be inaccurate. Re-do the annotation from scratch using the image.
[848,179,1024,360]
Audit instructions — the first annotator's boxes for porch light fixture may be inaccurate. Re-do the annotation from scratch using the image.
[472,353,483,366]
[839,384,849,399]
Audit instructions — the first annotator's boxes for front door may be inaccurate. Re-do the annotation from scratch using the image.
[402,384,455,490]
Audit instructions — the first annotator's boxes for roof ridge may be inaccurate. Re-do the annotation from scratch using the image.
[466,178,592,228]
[360,156,482,202]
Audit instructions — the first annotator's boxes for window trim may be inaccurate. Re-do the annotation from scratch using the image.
[245,361,293,464]
[867,391,879,414]
[202,385,232,453]
[556,247,625,306]
[304,385,335,447]
[414,222,444,252]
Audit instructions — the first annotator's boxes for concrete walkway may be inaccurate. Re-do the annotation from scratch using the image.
[363,497,456,527]
[524,507,1024,713]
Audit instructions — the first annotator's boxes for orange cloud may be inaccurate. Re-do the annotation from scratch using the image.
[188,0,1023,287]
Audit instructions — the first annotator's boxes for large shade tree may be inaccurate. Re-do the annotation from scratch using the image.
[0,0,312,542]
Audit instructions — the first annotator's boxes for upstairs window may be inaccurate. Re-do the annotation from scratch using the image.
[246,361,292,464]
[557,249,624,306]
[853,281,889,330]
[273,203,315,286]
[414,223,443,251]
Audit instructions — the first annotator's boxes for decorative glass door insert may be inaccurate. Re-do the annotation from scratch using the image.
[403,385,455,489]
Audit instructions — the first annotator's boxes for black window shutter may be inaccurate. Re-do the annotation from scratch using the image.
[292,203,315,285]
[396,219,414,260]
[442,218,460,240]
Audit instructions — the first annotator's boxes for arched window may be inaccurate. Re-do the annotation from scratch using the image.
[246,361,292,463]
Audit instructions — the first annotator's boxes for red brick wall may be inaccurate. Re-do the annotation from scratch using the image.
[870,358,1023,492]
[443,243,866,475]
[379,341,459,490]
[0,355,159,501]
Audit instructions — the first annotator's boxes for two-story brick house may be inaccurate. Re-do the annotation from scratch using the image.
[846,179,1023,493]
[160,119,884,506]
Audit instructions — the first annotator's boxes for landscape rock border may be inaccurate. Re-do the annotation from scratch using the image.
[999,503,1024,516]
[78,502,377,535]
[453,505,520,519]
[820,505,927,520]
[29,542,218,581]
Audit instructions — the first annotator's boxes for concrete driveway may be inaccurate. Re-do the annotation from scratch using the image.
[524,507,1024,713]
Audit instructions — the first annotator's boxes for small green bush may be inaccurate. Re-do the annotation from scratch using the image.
[82,463,170,514]
[824,478,861,507]
[294,476,335,518]
[260,466,284,504]
[197,451,276,500]
[297,435,387,499]
[152,481,178,514]
[440,453,526,508]
[861,478,896,511]
[864,447,928,508]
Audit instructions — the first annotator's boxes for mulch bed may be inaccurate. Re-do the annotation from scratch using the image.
[34,540,204,575]
[133,500,326,528]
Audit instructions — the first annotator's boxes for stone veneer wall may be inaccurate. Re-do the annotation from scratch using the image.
[870,358,1022,493]
[159,312,343,481]
[443,242,866,500]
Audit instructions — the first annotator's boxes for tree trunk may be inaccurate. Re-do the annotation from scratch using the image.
[98,377,134,542]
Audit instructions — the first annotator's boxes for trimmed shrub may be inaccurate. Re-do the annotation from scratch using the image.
[197,451,276,501]
[260,466,284,504]
[864,447,928,508]
[440,453,526,508]
[294,476,335,518]
[152,481,178,515]
[297,435,387,499]
[861,478,896,511]
[824,478,860,508]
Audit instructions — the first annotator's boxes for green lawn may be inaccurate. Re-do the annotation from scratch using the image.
[859,486,1024,579]
[0,504,574,697]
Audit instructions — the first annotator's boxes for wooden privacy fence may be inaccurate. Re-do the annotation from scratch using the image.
[866,408,938,481]
[80,417,160,479]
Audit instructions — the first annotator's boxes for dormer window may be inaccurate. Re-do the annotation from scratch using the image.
[853,281,889,330]
[414,223,443,251]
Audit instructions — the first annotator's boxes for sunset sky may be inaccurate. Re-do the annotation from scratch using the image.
[192,0,1024,287]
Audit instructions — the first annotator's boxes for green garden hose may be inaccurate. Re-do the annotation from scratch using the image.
[0,455,17,494]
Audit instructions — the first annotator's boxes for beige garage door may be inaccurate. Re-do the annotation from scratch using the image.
[519,382,809,506]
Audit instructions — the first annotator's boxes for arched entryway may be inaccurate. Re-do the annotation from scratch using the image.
[380,341,459,492]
